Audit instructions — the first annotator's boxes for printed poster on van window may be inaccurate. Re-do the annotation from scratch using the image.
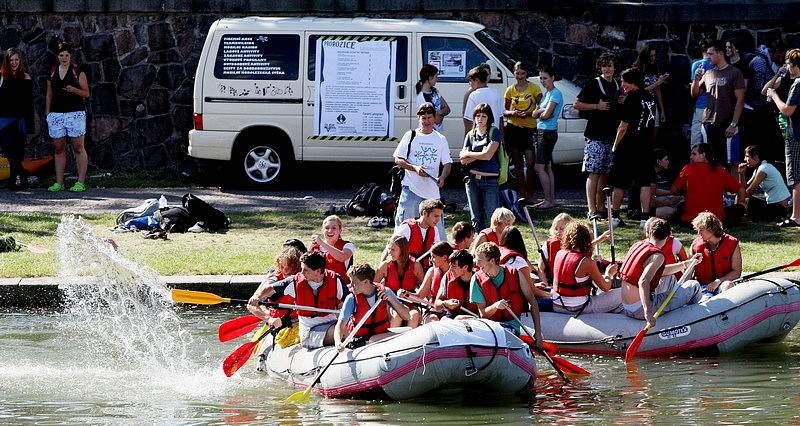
[314,37,397,138]
[427,50,466,79]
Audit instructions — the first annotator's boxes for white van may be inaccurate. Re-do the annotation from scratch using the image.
[189,17,586,188]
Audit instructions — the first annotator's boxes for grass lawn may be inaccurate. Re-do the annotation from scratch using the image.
[1,209,798,278]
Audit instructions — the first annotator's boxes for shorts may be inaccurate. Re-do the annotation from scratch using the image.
[504,124,535,152]
[535,129,558,164]
[582,139,613,173]
[300,319,336,349]
[787,137,800,188]
[608,145,655,189]
[47,111,86,138]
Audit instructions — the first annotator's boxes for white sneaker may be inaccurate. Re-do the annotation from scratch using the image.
[639,219,648,229]
[188,222,206,233]
[611,218,621,229]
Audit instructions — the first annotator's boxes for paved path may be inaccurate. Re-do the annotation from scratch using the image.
[0,186,587,214]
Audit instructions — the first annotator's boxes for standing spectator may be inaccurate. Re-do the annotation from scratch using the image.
[46,42,90,192]
[463,66,505,134]
[761,47,795,147]
[632,43,669,132]
[737,145,791,222]
[766,48,800,227]
[608,68,657,227]
[415,64,450,132]
[690,39,714,145]
[742,38,782,162]
[574,52,621,219]
[502,61,542,202]
[670,143,747,226]
[691,40,745,168]
[393,103,452,238]
[0,48,34,190]
[532,65,563,209]
[460,103,502,231]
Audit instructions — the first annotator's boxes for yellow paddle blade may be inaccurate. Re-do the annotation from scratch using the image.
[286,387,313,403]
[170,289,231,305]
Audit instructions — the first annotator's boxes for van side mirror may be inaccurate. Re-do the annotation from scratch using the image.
[485,60,503,83]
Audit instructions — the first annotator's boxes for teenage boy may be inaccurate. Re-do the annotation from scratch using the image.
[393,198,445,268]
[434,249,480,319]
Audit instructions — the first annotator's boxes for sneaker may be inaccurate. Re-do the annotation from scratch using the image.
[367,216,382,228]
[639,219,648,229]
[610,217,625,229]
[69,182,86,192]
[187,222,207,233]
[48,182,65,192]
[378,217,389,227]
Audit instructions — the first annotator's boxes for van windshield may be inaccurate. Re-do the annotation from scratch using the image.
[475,30,517,73]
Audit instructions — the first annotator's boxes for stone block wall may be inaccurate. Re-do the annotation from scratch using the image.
[1,7,799,172]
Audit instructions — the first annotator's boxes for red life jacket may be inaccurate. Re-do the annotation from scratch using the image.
[499,246,525,265]
[443,271,480,315]
[293,270,340,317]
[553,249,592,297]
[385,257,419,292]
[480,228,499,245]
[691,234,738,285]
[349,284,391,337]
[544,237,561,279]
[620,241,665,292]
[310,238,352,283]
[475,265,525,322]
[267,273,297,319]
[429,266,446,301]
[658,235,683,279]
[403,218,435,267]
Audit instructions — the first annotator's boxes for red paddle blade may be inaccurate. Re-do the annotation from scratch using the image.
[218,315,263,342]
[785,258,800,268]
[542,341,558,354]
[223,341,258,377]
[625,327,648,362]
[552,355,590,376]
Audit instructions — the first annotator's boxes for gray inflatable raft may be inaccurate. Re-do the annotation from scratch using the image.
[522,278,800,356]
[258,319,536,400]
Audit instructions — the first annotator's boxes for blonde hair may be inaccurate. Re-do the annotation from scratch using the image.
[491,207,516,227]
[322,215,343,231]
[691,211,724,238]
[475,242,501,264]
[549,213,573,237]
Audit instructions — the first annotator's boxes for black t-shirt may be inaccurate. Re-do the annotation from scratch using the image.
[577,77,621,143]
[620,88,656,149]
[730,56,752,83]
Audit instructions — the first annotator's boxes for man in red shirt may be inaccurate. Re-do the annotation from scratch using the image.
[670,144,747,224]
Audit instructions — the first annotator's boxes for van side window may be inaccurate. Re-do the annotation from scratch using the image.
[307,35,408,82]
[214,34,300,80]
[421,37,489,83]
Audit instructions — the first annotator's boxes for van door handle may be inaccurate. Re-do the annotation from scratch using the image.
[398,85,405,100]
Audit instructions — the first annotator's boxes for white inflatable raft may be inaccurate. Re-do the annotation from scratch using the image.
[258,319,536,400]
[523,278,800,356]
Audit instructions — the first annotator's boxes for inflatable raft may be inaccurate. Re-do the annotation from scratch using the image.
[523,278,800,357]
[258,319,536,400]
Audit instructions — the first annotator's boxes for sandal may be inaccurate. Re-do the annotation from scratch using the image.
[47,182,65,192]
[777,219,800,227]
[69,182,86,192]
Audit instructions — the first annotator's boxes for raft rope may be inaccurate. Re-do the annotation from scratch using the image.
[548,281,800,348]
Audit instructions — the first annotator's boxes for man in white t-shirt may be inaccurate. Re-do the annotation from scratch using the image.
[463,66,506,134]
[393,103,452,239]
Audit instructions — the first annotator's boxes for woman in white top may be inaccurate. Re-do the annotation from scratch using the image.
[738,144,792,222]
[415,64,450,132]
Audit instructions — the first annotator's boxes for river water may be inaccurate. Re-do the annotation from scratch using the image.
[1,217,799,424]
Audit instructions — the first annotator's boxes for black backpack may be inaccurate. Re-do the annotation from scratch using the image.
[346,183,384,217]
[182,193,231,231]
[155,206,194,233]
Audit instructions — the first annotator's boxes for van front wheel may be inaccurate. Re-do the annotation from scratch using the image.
[235,142,287,188]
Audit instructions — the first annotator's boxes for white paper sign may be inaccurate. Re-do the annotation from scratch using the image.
[427,50,466,78]
[314,38,397,137]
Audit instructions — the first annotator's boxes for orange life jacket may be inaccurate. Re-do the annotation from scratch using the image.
[349,284,391,337]
[385,256,419,292]
[691,234,738,285]
[475,265,525,322]
[553,249,592,297]
[293,270,340,317]
[310,238,352,284]
[620,241,665,292]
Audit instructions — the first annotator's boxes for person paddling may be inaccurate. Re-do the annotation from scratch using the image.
[310,215,355,284]
[334,263,410,351]
[620,218,702,324]
[247,247,303,328]
[434,249,480,319]
[471,242,543,347]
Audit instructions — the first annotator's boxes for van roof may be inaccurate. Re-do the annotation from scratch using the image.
[214,17,486,33]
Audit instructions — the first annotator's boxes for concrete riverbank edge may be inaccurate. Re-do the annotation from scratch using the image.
[2,272,799,309]
[0,275,266,308]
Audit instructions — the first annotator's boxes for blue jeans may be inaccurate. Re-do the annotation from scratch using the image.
[394,186,446,239]
[465,175,499,231]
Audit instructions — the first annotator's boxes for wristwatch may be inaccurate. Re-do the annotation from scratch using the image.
[729,122,737,128]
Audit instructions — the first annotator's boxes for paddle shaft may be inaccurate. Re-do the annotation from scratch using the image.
[506,308,570,384]
[731,258,800,284]
[520,203,547,268]
[240,298,339,314]
[592,217,601,257]
[653,258,699,319]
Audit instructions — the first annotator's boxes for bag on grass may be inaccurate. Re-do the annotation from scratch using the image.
[346,183,384,217]
[182,193,231,231]
[116,198,160,225]
[155,206,194,233]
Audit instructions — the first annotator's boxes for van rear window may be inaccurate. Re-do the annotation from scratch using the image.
[214,34,300,80]
[307,35,407,82]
